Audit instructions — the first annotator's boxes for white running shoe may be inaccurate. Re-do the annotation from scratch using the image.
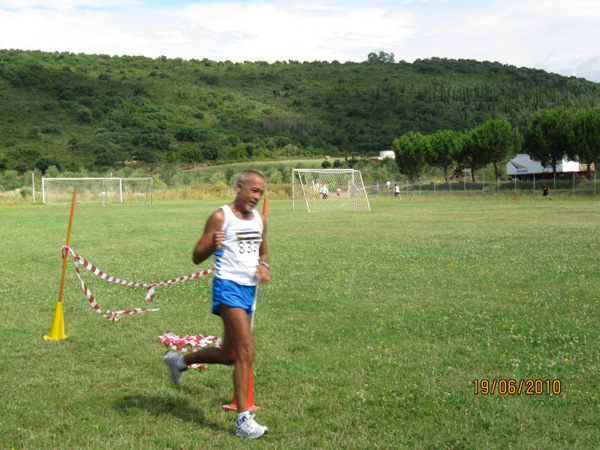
[163,351,186,385]
[236,414,268,439]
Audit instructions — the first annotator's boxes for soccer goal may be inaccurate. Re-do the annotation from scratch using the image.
[292,169,371,212]
[119,177,154,205]
[42,177,153,205]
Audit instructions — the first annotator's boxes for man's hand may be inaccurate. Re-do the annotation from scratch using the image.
[213,230,226,249]
[193,209,225,265]
[254,264,271,284]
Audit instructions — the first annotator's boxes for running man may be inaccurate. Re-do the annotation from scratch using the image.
[543,183,552,200]
[395,184,401,200]
[163,170,271,439]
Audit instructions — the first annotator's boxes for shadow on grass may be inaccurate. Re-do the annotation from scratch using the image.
[114,394,228,433]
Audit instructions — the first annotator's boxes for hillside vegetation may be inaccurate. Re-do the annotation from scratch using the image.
[1,49,599,173]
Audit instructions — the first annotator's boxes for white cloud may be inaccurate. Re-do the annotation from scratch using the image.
[154,3,413,62]
[0,7,151,56]
[0,0,137,8]
[0,0,599,81]
[394,0,600,79]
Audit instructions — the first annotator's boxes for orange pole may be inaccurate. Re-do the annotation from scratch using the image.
[262,198,268,216]
[58,189,77,303]
[44,189,77,341]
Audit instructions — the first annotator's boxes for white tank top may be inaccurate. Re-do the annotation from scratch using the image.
[214,205,263,286]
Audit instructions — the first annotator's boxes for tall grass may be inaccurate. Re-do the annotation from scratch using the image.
[154,182,293,201]
[1,197,599,449]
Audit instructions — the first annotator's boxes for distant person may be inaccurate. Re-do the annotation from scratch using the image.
[336,187,341,198]
[543,183,551,200]
[395,184,401,200]
[386,180,391,190]
[322,184,329,199]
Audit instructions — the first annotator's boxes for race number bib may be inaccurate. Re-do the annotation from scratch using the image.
[235,231,262,263]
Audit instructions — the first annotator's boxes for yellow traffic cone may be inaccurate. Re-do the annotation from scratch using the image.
[44,301,67,341]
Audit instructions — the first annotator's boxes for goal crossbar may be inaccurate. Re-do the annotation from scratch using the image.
[42,177,153,205]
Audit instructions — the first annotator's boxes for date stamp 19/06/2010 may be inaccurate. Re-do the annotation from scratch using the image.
[472,379,561,395]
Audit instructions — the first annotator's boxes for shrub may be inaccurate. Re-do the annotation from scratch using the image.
[94,151,119,167]
[209,172,227,185]
[43,101,61,111]
[0,170,20,190]
[175,126,203,142]
[41,124,63,135]
[6,148,22,158]
[77,108,93,123]
[20,187,32,198]
[35,157,62,173]
[198,74,219,85]
[180,148,204,163]
[268,171,283,184]
[28,127,42,140]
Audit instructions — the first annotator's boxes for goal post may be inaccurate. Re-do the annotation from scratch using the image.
[42,177,153,205]
[292,168,371,212]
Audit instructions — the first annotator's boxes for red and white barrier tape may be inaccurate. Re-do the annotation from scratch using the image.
[62,246,214,322]
[158,332,222,370]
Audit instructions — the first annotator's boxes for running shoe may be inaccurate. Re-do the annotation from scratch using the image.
[236,414,268,439]
[163,351,187,385]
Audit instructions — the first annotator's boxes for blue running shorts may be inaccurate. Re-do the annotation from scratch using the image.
[212,277,257,316]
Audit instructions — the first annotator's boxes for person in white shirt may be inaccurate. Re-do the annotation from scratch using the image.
[163,170,271,439]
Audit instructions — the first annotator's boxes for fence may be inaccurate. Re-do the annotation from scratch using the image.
[366,173,599,198]
[3,173,599,205]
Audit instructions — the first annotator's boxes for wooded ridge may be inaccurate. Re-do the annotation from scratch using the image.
[1,49,599,172]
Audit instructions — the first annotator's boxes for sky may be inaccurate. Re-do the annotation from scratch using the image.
[1,0,599,82]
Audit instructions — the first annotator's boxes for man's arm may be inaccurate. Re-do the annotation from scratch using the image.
[193,209,226,265]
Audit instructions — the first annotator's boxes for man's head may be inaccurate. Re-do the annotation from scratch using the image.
[235,170,265,213]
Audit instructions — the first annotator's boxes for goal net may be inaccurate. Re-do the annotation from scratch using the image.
[292,169,371,212]
[42,177,153,205]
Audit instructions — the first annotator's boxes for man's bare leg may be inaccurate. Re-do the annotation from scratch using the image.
[182,305,254,412]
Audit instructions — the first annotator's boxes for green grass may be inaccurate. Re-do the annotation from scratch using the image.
[1,197,599,449]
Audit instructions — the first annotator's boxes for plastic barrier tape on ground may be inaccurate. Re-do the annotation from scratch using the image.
[158,332,222,370]
[62,246,214,322]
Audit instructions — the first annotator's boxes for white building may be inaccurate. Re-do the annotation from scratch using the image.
[371,150,396,163]
[506,154,592,179]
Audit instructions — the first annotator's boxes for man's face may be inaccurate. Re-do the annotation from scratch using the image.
[237,175,265,213]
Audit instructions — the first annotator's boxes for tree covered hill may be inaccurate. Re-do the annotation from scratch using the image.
[1,49,599,173]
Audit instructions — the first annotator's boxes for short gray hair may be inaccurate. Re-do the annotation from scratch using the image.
[237,169,265,185]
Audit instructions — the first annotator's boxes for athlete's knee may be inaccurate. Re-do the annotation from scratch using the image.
[222,351,236,366]
[222,355,236,366]
[236,342,255,365]
[219,345,253,366]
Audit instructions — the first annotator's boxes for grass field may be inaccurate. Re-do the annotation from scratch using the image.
[1,197,599,449]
